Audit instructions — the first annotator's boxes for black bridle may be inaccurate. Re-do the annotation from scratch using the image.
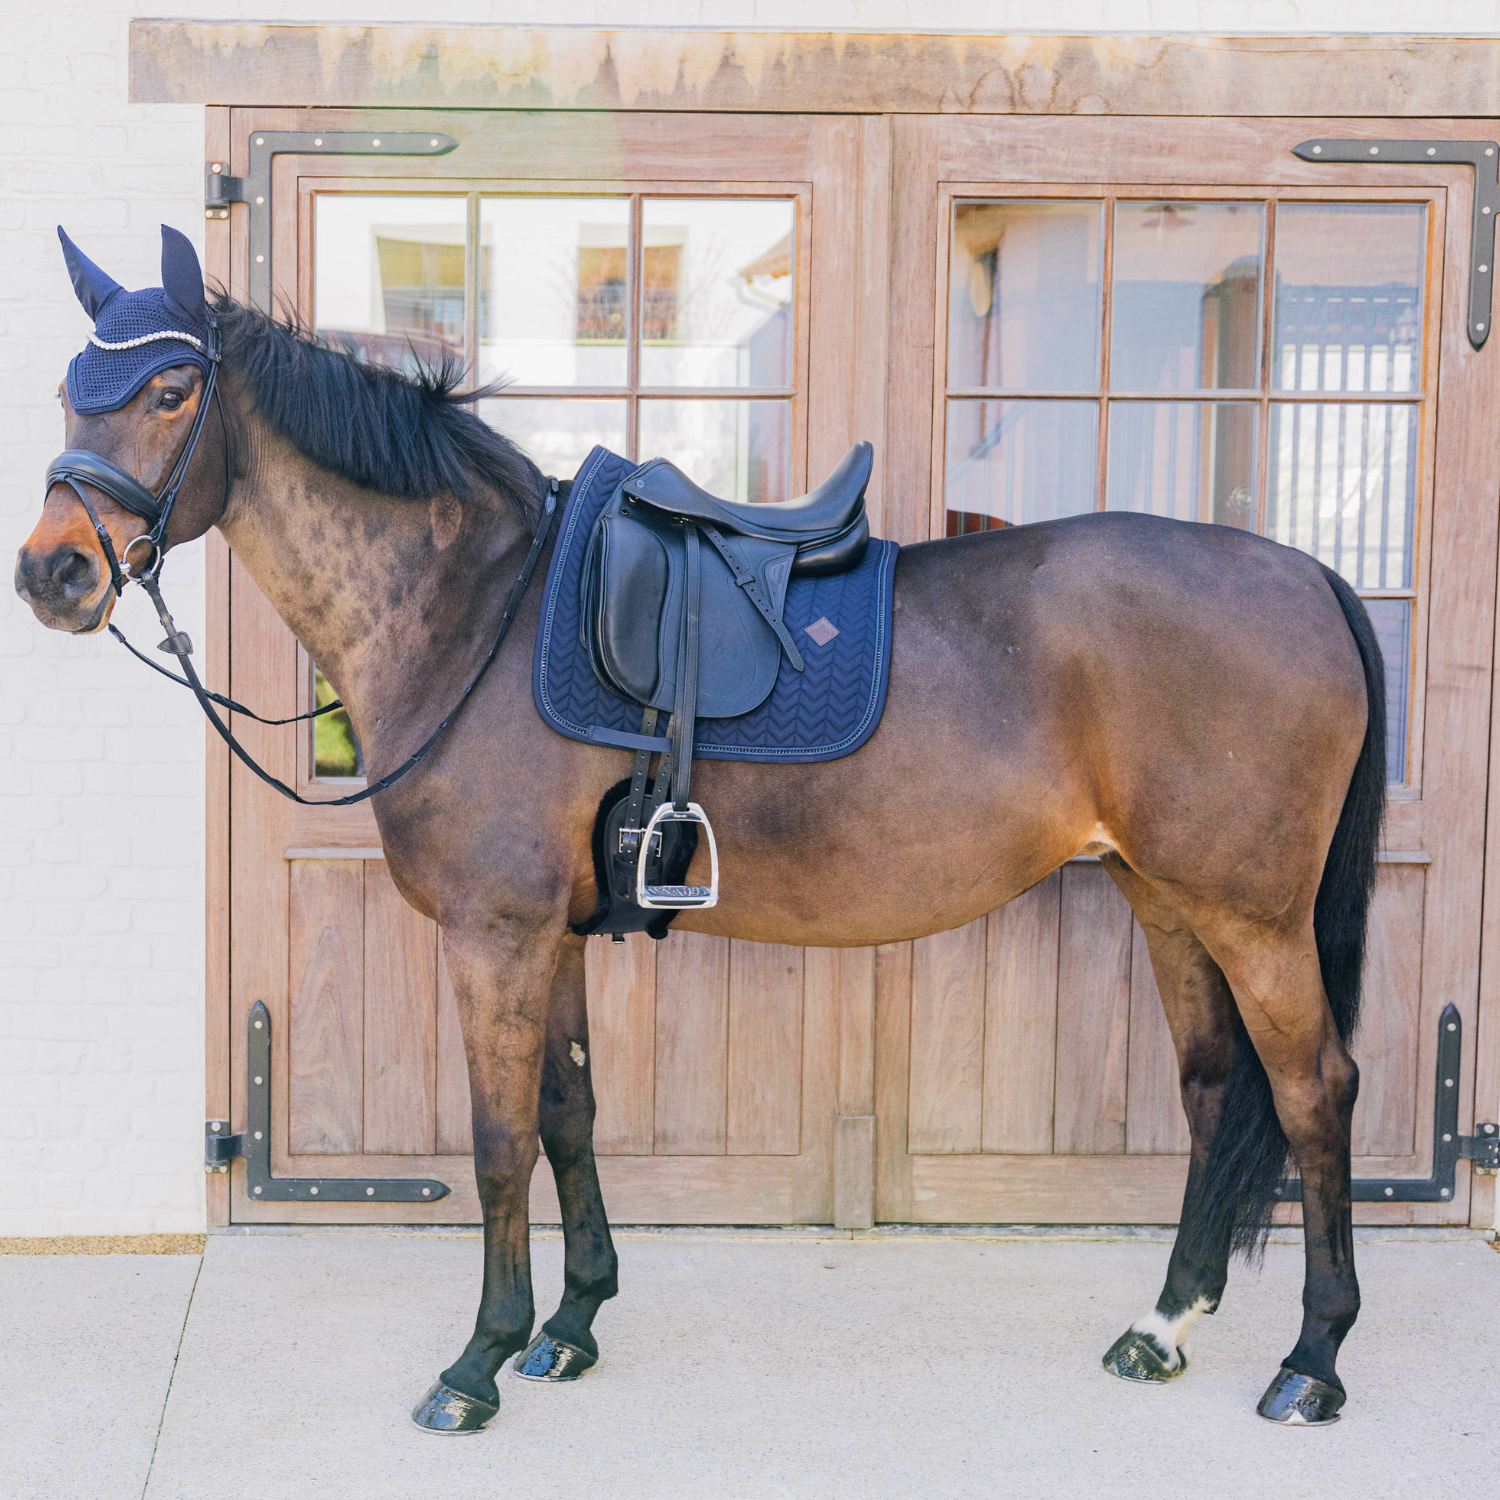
[43,322,560,807]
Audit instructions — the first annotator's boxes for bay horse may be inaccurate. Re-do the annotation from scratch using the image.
[16,234,1383,1431]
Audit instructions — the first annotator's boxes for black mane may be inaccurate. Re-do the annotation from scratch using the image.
[212,297,542,522]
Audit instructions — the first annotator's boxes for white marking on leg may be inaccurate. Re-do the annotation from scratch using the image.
[569,1041,586,1067]
[1130,1296,1213,1370]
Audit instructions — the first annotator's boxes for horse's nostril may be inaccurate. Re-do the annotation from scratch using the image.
[54,548,97,597]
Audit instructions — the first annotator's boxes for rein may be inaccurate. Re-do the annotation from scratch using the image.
[43,333,561,807]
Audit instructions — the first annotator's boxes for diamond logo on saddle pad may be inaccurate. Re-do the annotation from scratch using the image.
[804,616,840,646]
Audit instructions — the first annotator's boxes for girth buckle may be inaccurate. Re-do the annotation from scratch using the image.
[636,801,719,910]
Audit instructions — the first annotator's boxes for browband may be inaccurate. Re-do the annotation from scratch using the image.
[46,448,164,526]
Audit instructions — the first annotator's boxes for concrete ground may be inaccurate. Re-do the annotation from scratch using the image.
[3,1228,1496,1500]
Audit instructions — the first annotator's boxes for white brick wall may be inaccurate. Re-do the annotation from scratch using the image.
[4,1,1499,1235]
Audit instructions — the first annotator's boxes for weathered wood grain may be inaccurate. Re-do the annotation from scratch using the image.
[908,919,986,1154]
[288,860,364,1155]
[727,941,804,1156]
[134,25,1500,119]
[654,930,730,1155]
[982,873,1060,1154]
[362,862,437,1155]
[585,933,657,1155]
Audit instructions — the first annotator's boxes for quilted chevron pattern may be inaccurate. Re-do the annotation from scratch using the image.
[533,446,898,764]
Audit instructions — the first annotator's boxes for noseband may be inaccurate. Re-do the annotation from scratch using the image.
[46,320,226,597]
[40,340,561,807]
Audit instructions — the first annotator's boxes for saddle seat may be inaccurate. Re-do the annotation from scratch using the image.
[621,440,872,575]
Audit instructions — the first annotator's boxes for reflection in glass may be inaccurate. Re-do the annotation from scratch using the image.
[1364,598,1411,783]
[944,399,1098,532]
[1267,403,1417,588]
[638,399,791,504]
[636,199,795,389]
[312,666,362,780]
[479,198,631,388]
[1274,204,1425,393]
[948,202,1103,392]
[1110,203,1263,391]
[478,398,628,482]
[1106,402,1257,528]
[315,196,468,373]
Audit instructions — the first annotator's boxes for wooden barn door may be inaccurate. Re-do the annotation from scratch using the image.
[876,115,1500,1227]
[220,108,884,1223]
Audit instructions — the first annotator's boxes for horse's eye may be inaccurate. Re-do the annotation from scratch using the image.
[160,390,185,411]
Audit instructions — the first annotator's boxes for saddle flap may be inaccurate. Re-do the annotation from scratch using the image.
[580,484,783,720]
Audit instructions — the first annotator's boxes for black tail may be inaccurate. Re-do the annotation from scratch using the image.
[1190,564,1386,1259]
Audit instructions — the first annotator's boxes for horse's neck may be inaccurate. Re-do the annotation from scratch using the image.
[216,418,526,765]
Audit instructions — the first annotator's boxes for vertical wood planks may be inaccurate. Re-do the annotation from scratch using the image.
[1054,865,1132,1154]
[727,941,804,1155]
[1125,921,1191,1154]
[586,933,657,1154]
[288,860,364,1154]
[1352,866,1426,1158]
[654,930,730,1154]
[435,935,473,1155]
[908,918,987,1152]
[362,861,437,1155]
[982,873,1061,1153]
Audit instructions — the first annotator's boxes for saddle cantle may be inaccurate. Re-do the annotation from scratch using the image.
[573,442,875,934]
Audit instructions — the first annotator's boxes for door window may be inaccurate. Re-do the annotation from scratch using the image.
[942,196,1429,782]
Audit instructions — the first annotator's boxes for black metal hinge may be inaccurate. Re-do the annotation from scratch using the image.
[1293,138,1498,349]
[1278,1004,1497,1204]
[205,1000,450,1204]
[204,130,458,312]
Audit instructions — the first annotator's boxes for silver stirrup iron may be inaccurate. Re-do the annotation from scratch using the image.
[636,801,719,909]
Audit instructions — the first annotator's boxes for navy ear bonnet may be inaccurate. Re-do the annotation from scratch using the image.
[60,225,214,415]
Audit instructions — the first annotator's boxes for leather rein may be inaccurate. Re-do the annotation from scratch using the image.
[43,319,561,808]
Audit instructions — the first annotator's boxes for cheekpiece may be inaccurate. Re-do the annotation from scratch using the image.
[59,225,213,415]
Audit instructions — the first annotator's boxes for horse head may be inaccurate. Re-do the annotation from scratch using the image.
[15,225,230,633]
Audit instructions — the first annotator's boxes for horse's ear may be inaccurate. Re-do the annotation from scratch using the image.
[58,226,123,321]
[160,225,207,323]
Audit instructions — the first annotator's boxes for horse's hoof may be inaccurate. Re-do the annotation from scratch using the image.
[1256,1367,1345,1425]
[410,1380,499,1433]
[512,1331,598,1382]
[1101,1328,1186,1383]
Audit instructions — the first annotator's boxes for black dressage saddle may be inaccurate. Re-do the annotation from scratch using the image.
[577,441,873,934]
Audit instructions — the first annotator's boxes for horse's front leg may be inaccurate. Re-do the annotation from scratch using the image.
[512,935,619,1382]
[412,921,559,1434]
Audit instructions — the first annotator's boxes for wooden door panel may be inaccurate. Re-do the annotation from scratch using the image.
[362,863,438,1155]
[288,859,365,1155]
[908,920,986,1153]
[653,930,731,1155]
[982,874,1061,1154]
[1054,866,1134,1155]
[727,941,804,1156]
[584,934,656,1155]
[1125,922,1191,1156]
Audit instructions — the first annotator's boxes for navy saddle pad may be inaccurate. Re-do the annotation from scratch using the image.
[533,446,899,764]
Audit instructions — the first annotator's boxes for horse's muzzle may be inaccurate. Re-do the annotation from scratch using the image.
[13,543,110,633]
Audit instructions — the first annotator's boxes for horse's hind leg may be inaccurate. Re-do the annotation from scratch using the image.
[513,935,618,1382]
[1206,922,1360,1424]
[1099,860,1238,1383]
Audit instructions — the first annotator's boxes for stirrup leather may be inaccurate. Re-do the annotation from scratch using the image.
[636,802,719,909]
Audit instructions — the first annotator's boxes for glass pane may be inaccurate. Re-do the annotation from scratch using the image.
[638,199,795,389]
[1110,203,1263,391]
[638,399,791,504]
[948,202,1103,392]
[1364,598,1411,783]
[1274,204,1426,393]
[944,399,1098,533]
[314,196,467,373]
[312,666,362,780]
[478,198,630,388]
[478,398,628,481]
[1106,402,1257,528]
[1266,403,1417,588]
